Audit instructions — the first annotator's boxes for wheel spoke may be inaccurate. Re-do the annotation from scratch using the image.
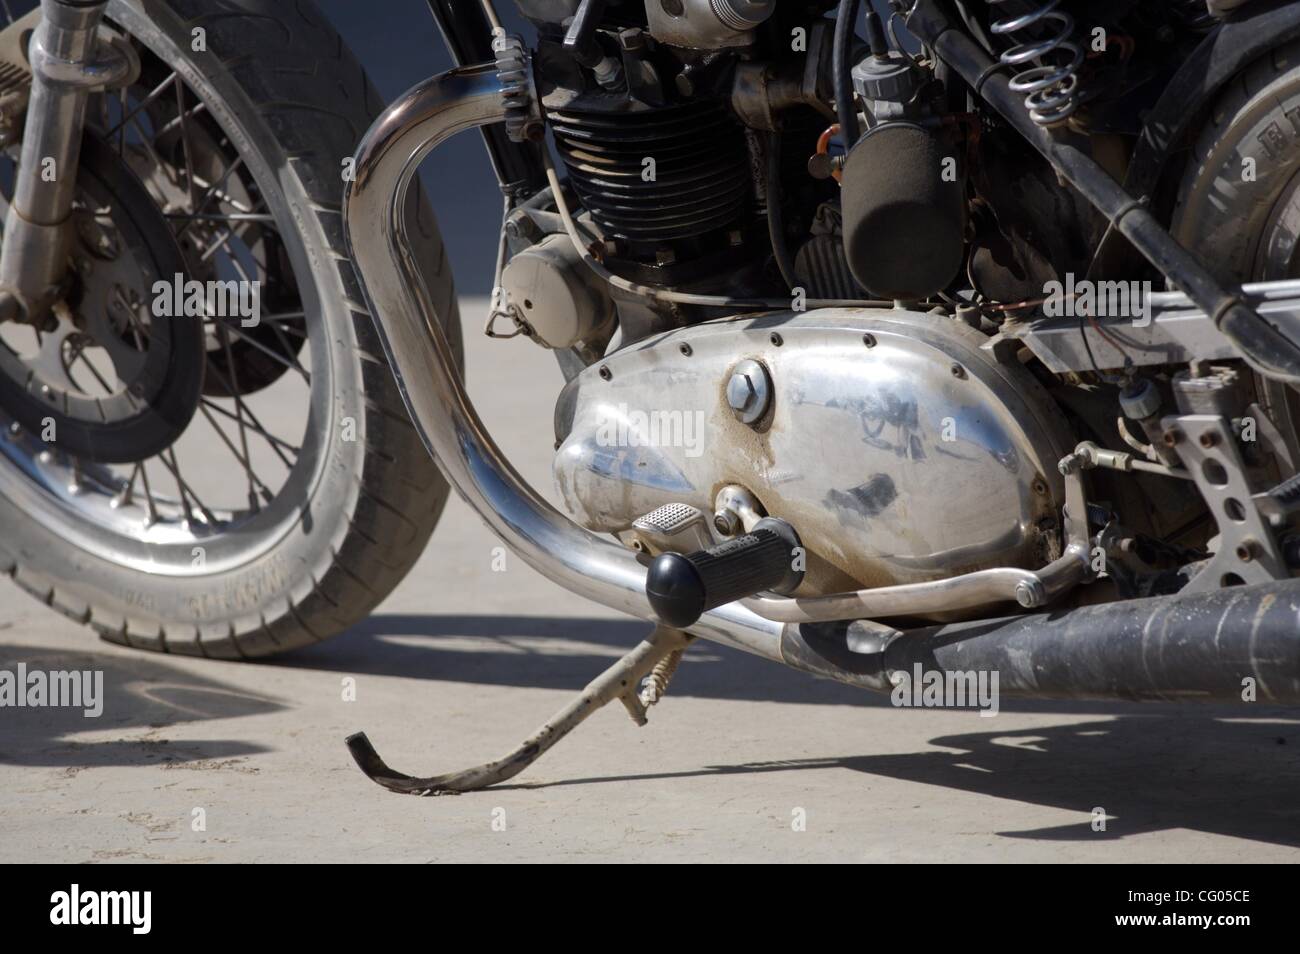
[212,318,310,384]
[154,99,209,141]
[158,446,219,527]
[199,397,300,465]
[198,403,273,509]
[173,74,198,211]
[103,71,178,141]
[196,224,270,273]
[70,340,116,396]
[174,154,246,241]
[214,321,261,510]
[138,461,160,526]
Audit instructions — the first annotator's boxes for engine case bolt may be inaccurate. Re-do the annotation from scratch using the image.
[1015,579,1045,608]
[725,358,772,425]
[1199,431,1220,449]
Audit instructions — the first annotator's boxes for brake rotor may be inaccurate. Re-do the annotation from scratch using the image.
[0,133,205,463]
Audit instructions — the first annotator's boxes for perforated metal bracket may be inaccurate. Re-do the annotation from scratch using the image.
[1163,414,1288,592]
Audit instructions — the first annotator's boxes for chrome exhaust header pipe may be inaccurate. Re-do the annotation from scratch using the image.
[343,61,787,659]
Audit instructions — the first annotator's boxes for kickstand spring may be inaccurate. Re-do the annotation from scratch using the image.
[346,624,694,795]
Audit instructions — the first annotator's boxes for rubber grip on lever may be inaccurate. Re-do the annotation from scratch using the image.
[645,517,803,628]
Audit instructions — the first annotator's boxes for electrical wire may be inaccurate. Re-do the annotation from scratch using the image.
[765,131,801,292]
[833,0,862,145]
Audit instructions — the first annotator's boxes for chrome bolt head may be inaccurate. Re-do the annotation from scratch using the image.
[725,359,771,425]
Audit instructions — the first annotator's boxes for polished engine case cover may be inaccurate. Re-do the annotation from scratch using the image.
[553,309,1072,595]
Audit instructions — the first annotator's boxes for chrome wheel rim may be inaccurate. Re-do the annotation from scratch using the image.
[0,11,329,577]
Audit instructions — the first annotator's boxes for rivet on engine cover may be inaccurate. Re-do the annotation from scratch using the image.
[726,359,771,425]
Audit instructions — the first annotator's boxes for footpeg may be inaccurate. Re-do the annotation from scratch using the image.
[645,517,803,628]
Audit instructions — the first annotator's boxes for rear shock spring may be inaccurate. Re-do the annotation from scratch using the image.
[986,0,1084,126]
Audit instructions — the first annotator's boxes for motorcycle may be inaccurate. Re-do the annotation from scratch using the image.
[4,0,1300,796]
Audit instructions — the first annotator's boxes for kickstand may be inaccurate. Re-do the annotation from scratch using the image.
[346,624,694,795]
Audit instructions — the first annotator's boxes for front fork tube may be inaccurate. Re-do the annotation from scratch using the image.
[0,0,134,324]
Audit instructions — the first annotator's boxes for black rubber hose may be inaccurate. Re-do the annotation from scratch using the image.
[765,132,801,292]
[834,0,862,146]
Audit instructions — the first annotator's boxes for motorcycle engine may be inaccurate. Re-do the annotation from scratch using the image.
[502,0,845,350]
[507,2,1072,608]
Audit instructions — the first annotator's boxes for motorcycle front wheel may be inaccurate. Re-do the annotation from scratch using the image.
[0,0,462,657]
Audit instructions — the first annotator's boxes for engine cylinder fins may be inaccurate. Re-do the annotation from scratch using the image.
[550,100,751,244]
[839,122,966,302]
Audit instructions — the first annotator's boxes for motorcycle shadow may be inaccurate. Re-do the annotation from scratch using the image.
[0,640,280,769]
[513,714,1300,847]
[283,615,1300,847]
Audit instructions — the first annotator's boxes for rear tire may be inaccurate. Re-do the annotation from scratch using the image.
[1172,36,1300,471]
[0,0,462,658]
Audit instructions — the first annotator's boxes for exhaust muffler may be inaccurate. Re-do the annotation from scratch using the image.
[783,579,1300,703]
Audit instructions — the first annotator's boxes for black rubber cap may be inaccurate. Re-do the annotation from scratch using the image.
[646,553,708,630]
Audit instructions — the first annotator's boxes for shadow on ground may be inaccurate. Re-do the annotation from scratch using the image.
[280,613,1300,847]
[502,717,1300,847]
[7,615,1299,850]
[0,641,280,769]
